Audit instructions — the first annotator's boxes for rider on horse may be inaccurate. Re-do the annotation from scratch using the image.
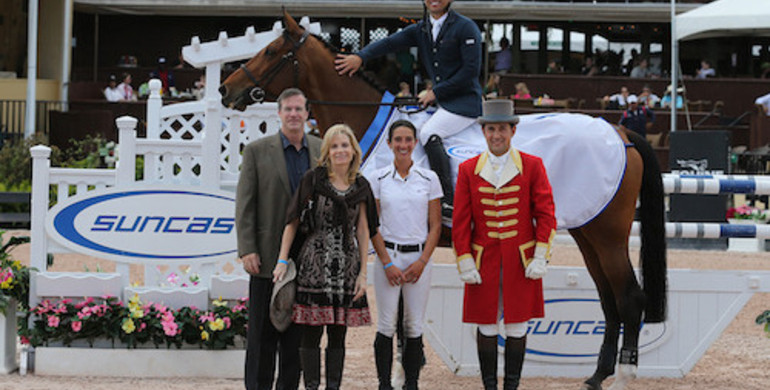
[335,0,483,222]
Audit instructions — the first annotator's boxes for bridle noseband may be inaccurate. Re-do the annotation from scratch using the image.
[239,30,310,104]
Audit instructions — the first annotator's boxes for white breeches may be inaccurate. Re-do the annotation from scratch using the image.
[476,279,528,338]
[418,107,477,145]
[373,248,433,338]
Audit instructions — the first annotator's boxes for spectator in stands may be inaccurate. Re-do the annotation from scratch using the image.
[396,50,417,86]
[630,58,650,78]
[417,81,433,100]
[192,74,206,100]
[546,59,561,74]
[696,60,716,79]
[581,56,598,76]
[513,82,532,100]
[152,57,177,96]
[104,74,122,102]
[397,81,413,98]
[638,85,660,108]
[619,95,655,137]
[660,85,684,109]
[760,62,770,79]
[484,73,501,99]
[494,37,512,74]
[137,73,153,99]
[603,86,630,110]
[116,73,138,102]
[756,92,770,116]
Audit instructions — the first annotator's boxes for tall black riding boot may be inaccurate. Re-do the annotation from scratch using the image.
[374,333,394,390]
[504,336,526,390]
[477,330,498,390]
[423,135,454,221]
[300,347,321,390]
[403,336,424,390]
[325,348,345,390]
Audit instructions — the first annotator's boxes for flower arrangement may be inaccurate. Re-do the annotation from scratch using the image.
[726,205,768,222]
[0,230,33,315]
[21,295,248,350]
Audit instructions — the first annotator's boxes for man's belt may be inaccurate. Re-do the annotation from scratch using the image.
[384,241,425,253]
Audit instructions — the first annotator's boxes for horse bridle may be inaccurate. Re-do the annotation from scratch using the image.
[237,29,424,113]
[239,30,310,104]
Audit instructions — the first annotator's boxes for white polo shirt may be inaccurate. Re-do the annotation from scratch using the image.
[369,164,443,245]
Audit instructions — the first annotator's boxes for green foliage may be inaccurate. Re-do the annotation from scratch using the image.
[757,310,770,338]
[0,230,33,315]
[0,134,62,192]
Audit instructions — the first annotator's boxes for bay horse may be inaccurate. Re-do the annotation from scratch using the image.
[220,11,667,390]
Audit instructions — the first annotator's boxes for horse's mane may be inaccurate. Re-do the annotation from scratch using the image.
[309,33,387,94]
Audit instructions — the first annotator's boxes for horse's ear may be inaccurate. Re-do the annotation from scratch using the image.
[283,8,302,35]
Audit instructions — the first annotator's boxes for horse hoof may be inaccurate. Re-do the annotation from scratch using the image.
[581,382,601,390]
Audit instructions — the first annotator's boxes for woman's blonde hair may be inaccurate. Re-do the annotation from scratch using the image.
[319,124,362,184]
[515,82,529,95]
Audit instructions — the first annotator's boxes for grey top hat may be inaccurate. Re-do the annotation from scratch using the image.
[477,99,520,125]
[269,260,297,332]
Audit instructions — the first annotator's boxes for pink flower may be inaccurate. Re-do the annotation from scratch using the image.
[20,336,30,345]
[223,317,232,329]
[71,321,82,332]
[138,322,147,332]
[47,315,60,328]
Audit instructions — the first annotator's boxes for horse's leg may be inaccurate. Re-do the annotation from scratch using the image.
[570,229,621,390]
[580,143,646,390]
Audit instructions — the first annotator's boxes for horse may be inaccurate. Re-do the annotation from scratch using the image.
[220,11,667,390]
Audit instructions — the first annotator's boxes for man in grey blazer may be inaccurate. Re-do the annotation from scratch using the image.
[236,88,322,390]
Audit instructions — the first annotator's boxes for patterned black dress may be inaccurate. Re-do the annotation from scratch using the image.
[286,167,375,327]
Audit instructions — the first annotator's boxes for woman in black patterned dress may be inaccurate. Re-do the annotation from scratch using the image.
[273,123,378,390]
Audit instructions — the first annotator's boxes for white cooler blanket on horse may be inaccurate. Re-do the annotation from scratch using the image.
[360,105,627,230]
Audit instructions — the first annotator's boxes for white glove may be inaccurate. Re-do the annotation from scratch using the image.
[457,257,482,284]
[525,246,549,280]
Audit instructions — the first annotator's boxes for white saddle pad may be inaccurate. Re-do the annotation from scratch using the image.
[360,110,627,230]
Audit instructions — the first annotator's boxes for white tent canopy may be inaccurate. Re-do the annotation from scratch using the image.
[676,0,770,41]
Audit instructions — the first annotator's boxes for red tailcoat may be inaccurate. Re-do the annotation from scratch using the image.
[452,149,556,324]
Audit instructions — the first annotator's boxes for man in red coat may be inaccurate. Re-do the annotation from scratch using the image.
[452,99,556,390]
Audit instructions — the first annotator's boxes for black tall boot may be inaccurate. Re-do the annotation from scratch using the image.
[300,347,321,390]
[374,333,394,390]
[325,348,345,390]
[504,336,526,390]
[477,330,498,390]
[423,135,454,222]
[403,336,424,390]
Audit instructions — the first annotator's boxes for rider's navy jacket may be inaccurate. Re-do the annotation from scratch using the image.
[356,10,482,118]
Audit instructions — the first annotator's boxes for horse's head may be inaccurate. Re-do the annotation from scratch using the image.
[219,11,315,111]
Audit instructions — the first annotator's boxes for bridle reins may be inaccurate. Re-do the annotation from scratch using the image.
[237,30,424,112]
[239,30,309,104]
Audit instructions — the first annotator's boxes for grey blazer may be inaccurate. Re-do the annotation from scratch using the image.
[235,132,322,279]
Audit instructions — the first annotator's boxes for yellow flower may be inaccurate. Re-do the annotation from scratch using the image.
[201,330,210,341]
[0,279,11,289]
[212,297,227,307]
[130,307,144,319]
[122,318,136,334]
[128,293,141,307]
[12,261,22,270]
[208,318,225,331]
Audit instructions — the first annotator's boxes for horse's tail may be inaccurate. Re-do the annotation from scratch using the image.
[627,130,667,323]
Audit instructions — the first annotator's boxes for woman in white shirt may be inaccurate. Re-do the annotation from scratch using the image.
[370,119,443,390]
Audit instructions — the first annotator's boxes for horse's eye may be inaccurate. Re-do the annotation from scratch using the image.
[264,48,274,57]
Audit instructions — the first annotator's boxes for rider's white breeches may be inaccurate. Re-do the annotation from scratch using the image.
[374,248,433,338]
[418,107,477,145]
